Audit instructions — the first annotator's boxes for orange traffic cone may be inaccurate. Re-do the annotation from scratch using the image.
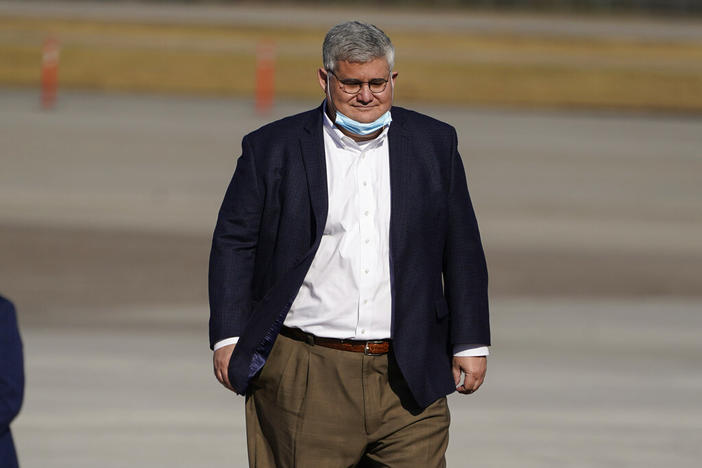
[41,37,60,110]
[255,40,275,115]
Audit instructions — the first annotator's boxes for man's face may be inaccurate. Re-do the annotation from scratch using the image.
[318,57,397,124]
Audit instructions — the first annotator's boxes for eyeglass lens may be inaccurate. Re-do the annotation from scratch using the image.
[331,71,389,94]
[341,80,388,94]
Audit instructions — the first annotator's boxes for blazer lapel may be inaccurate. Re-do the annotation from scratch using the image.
[388,109,410,267]
[299,105,329,250]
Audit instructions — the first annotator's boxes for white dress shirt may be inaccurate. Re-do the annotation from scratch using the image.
[215,107,488,357]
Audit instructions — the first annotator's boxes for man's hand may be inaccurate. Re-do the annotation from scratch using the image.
[452,356,487,395]
[213,344,236,392]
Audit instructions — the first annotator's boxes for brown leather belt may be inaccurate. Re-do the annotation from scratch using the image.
[280,326,390,356]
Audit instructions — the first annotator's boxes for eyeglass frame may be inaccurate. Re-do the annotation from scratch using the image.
[326,69,393,95]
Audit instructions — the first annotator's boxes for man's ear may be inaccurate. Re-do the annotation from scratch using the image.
[317,68,328,93]
[391,71,398,85]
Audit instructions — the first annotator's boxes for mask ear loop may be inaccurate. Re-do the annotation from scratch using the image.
[390,71,394,101]
[325,71,336,119]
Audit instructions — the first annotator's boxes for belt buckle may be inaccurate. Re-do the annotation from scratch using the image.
[364,340,386,356]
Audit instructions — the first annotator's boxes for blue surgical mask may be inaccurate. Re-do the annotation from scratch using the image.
[334,109,392,136]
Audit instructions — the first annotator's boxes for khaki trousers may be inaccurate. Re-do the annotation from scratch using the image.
[245,333,450,468]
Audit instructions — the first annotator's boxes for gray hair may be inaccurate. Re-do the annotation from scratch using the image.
[323,21,394,72]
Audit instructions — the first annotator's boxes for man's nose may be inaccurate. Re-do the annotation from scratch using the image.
[356,84,373,103]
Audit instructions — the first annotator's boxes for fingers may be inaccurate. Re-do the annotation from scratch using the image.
[214,365,233,391]
[455,380,474,394]
[459,370,485,394]
[452,363,462,387]
[453,356,487,395]
[452,360,472,394]
[455,372,482,394]
[213,344,236,392]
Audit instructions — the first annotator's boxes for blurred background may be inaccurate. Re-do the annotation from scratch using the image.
[1,0,700,467]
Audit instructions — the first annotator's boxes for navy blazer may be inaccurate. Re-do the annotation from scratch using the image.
[209,104,489,408]
[0,295,24,468]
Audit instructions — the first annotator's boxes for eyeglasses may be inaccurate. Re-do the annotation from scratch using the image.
[328,69,391,95]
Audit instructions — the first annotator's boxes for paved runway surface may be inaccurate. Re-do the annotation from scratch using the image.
[1,89,701,467]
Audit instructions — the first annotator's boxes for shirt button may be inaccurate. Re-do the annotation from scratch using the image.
[363,299,368,304]
[361,329,366,334]
[364,269,369,274]
[363,181,367,186]
[365,239,370,244]
[364,210,369,216]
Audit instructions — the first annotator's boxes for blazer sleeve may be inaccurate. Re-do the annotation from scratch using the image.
[0,297,24,430]
[208,136,264,349]
[442,128,491,346]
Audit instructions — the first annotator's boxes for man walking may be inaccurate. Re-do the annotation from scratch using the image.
[210,21,490,467]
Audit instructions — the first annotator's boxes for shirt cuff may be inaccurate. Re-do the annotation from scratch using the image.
[453,344,489,357]
[213,337,239,351]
